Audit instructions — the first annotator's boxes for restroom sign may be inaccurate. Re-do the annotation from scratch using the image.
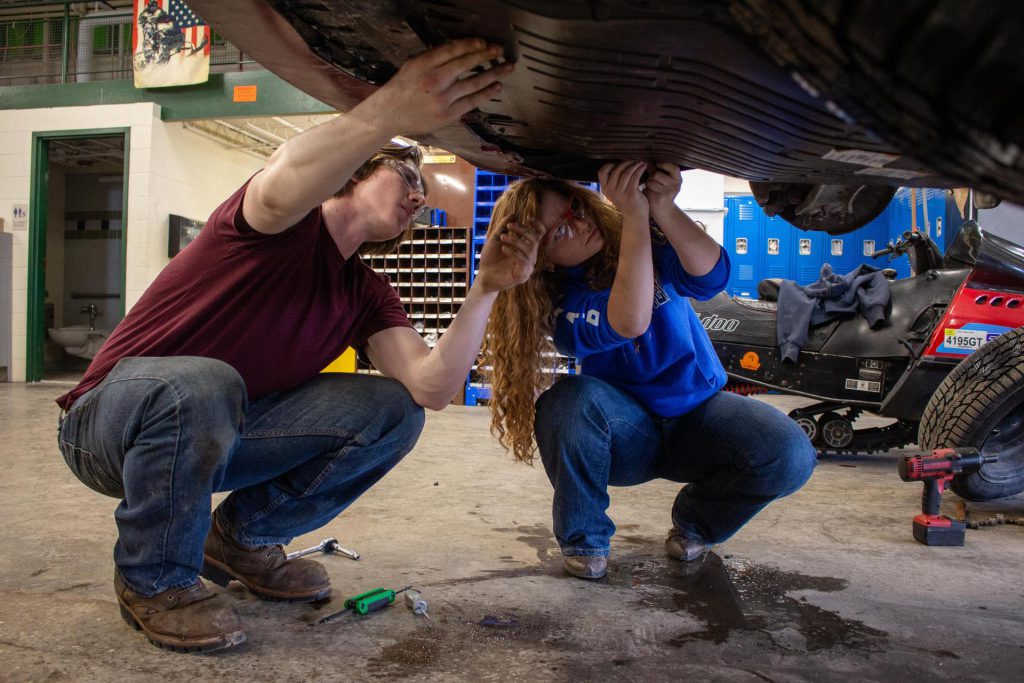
[799,238,811,255]
[11,204,28,231]
[831,239,843,256]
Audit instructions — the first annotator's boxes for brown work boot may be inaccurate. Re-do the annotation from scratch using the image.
[665,528,711,562]
[562,555,607,579]
[201,514,331,602]
[114,571,245,653]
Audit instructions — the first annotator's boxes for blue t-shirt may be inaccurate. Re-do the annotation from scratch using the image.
[551,240,730,417]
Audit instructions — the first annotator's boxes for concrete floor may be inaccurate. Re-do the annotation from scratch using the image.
[2,381,1023,682]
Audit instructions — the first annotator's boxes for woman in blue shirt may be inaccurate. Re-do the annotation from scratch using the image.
[483,161,815,579]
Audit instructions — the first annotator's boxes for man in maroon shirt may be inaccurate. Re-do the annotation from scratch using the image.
[54,39,540,653]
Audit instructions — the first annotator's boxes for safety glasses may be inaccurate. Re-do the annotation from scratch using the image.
[382,158,425,196]
[544,195,585,245]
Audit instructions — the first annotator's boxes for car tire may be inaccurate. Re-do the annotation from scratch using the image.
[919,326,1024,501]
[729,0,1024,206]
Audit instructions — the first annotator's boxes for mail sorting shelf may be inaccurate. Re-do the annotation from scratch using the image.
[465,170,594,405]
[357,223,470,380]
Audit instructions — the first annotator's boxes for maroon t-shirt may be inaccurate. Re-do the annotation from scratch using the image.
[56,179,413,410]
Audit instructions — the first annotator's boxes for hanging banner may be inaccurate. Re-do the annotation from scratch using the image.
[132,0,210,88]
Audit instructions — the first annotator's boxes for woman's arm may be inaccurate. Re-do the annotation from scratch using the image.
[599,160,655,338]
[644,162,721,277]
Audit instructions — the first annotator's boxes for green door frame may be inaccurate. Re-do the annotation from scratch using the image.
[27,127,130,381]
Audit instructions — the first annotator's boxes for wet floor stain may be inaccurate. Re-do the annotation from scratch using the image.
[361,537,904,676]
[477,614,521,629]
[605,552,888,654]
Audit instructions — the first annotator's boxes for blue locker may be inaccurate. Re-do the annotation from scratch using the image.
[724,196,761,297]
[761,212,794,281]
[793,230,823,285]
[726,189,948,289]
[886,188,948,278]
[826,213,889,277]
[886,190,913,279]
[856,215,890,273]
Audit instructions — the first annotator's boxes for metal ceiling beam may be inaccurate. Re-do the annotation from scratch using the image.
[0,72,338,120]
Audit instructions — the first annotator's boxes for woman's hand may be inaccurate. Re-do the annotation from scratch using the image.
[643,162,682,221]
[474,220,546,294]
[598,160,649,228]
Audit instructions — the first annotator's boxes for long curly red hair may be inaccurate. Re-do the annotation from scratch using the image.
[481,178,624,463]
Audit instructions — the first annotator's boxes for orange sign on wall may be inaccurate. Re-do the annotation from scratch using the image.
[233,85,258,102]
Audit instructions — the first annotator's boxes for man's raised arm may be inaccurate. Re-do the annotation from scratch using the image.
[243,39,513,234]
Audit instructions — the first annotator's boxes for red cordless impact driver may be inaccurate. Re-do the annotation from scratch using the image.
[898,447,998,546]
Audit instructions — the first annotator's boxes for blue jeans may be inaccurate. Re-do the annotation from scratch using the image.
[57,357,424,596]
[534,375,816,557]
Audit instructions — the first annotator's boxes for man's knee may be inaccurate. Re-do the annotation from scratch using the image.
[352,376,425,456]
[385,384,426,455]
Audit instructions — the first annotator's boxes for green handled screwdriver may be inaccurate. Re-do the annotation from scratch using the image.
[315,586,411,625]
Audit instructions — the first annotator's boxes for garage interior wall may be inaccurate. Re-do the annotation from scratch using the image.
[0,103,265,383]
[677,169,728,244]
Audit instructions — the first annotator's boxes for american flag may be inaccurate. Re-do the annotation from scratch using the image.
[132,1,209,54]
[132,0,210,87]
[169,0,208,53]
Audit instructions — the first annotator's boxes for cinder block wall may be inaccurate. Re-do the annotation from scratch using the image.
[0,103,264,382]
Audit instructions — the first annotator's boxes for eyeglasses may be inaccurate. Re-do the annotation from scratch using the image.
[544,195,585,244]
[382,158,425,195]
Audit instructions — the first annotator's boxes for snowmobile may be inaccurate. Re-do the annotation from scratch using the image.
[692,221,1024,501]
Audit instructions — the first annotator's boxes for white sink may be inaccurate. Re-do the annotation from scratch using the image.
[48,326,108,359]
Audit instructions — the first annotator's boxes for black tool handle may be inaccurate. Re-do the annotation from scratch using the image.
[922,478,942,516]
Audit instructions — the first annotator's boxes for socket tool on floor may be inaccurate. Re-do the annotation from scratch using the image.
[899,447,997,546]
[286,537,360,561]
[405,589,430,620]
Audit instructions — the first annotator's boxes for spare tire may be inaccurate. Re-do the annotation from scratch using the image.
[919,326,1024,501]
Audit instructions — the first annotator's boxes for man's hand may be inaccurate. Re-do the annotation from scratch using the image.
[244,39,513,234]
[366,216,543,410]
[474,220,546,293]
[361,38,515,137]
[643,162,682,221]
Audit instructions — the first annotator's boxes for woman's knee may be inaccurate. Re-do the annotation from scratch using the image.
[534,376,622,473]
[535,375,613,433]
[754,425,816,498]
